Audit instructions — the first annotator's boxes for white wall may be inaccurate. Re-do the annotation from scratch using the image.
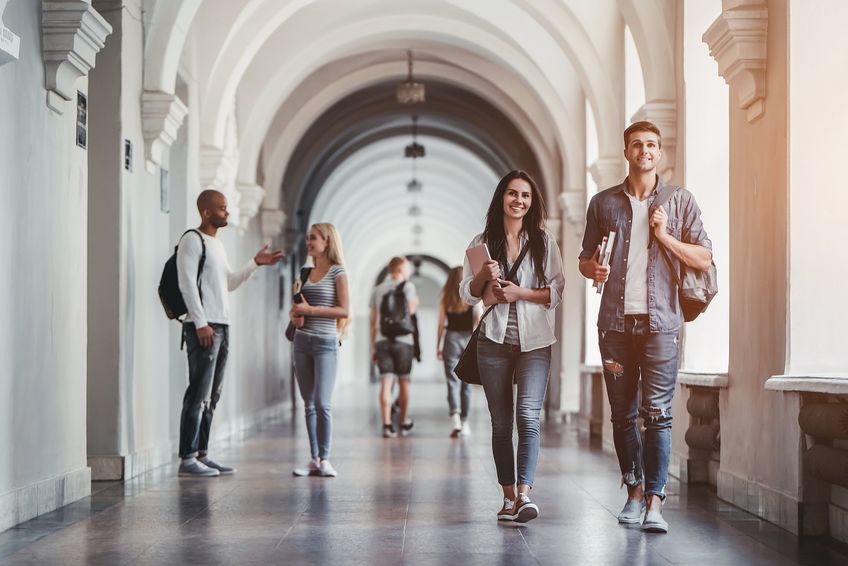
[680,0,729,373]
[787,0,848,373]
[0,0,91,530]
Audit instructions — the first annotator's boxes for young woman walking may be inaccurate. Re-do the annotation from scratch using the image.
[459,170,565,523]
[436,267,479,437]
[290,223,349,478]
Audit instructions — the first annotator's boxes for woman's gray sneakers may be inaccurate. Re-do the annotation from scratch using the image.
[178,458,219,477]
[514,494,539,523]
[642,508,669,533]
[617,498,646,524]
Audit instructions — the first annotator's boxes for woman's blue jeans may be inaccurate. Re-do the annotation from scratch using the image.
[477,335,551,487]
[442,330,472,419]
[293,332,339,460]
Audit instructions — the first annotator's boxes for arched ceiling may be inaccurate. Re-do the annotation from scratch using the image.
[280,81,544,230]
[140,0,678,240]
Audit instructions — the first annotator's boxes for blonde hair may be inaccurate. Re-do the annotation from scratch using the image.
[440,266,470,314]
[310,223,349,337]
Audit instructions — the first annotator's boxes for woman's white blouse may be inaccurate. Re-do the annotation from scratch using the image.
[459,230,565,352]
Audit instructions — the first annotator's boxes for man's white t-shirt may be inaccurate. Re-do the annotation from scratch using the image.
[177,230,259,328]
[624,193,650,315]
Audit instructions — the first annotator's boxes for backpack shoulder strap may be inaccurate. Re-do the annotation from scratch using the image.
[650,184,680,214]
[181,229,206,304]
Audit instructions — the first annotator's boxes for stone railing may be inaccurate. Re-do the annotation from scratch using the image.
[673,372,727,485]
[765,374,848,543]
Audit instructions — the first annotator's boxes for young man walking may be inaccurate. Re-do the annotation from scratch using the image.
[370,256,418,438]
[579,121,713,532]
[177,189,283,477]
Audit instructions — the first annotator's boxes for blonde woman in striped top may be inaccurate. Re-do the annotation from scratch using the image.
[290,223,349,478]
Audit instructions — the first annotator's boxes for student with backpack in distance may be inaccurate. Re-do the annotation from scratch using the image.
[370,256,419,438]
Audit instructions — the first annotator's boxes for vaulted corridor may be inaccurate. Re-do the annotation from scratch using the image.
[3,0,848,562]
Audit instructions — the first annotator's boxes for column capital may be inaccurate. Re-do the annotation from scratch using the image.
[42,1,112,113]
[631,100,677,181]
[703,2,768,123]
[199,145,233,191]
[142,91,188,174]
[588,157,625,192]
[237,182,266,229]
[0,0,20,67]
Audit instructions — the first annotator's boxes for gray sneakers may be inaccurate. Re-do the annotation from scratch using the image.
[199,457,235,475]
[617,498,646,524]
[178,458,219,477]
[642,507,669,533]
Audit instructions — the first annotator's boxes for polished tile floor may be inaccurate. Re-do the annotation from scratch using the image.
[2,380,848,565]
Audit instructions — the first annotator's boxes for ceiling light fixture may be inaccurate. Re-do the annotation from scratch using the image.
[396,50,425,105]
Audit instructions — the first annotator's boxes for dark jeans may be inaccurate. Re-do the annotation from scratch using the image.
[477,335,551,487]
[293,332,339,460]
[599,314,679,499]
[442,330,472,419]
[179,323,229,459]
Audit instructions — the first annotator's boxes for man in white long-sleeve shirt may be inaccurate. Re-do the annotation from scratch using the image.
[176,189,283,477]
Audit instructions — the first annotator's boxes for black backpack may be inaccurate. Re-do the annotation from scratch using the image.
[158,230,206,321]
[379,281,414,339]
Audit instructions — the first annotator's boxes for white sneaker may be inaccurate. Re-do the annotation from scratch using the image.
[450,414,462,438]
[292,458,321,477]
[318,459,338,477]
[460,421,471,437]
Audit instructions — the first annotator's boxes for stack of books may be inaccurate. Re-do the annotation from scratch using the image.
[593,230,616,295]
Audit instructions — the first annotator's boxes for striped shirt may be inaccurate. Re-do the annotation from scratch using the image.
[300,264,346,336]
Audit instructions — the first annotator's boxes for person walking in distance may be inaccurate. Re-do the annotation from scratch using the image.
[289,223,349,478]
[436,266,479,438]
[370,257,418,438]
[177,189,283,477]
[460,170,565,523]
[579,121,713,532]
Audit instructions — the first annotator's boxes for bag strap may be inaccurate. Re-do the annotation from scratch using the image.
[647,185,683,287]
[297,267,313,292]
[178,229,206,348]
[477,241,531,325]
[180,229,207,303]
[657,243,682,288]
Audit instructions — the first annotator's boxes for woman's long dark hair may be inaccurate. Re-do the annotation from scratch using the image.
[482,170,548,286]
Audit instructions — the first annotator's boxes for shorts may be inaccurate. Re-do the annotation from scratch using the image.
[376,340,414,377]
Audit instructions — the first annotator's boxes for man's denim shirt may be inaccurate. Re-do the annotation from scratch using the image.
[579,176,713,334]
